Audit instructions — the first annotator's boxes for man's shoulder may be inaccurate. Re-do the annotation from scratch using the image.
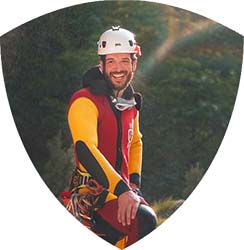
[69,87,91,103]
[71,87,91,99]
[68,87,107,109]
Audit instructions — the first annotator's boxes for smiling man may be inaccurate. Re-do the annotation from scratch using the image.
[102,53,136,92]
[67,26,157,247]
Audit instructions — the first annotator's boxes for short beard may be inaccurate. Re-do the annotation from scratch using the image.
[104,72,133,92]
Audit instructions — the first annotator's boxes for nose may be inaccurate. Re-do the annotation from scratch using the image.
[113,62,123,72]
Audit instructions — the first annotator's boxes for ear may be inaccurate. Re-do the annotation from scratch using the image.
[132,58,138,72]
[99,60,104,73]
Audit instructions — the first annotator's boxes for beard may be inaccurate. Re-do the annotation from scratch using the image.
[104,71,133,92]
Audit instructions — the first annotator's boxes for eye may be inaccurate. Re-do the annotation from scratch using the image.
[121,59,131,65]
[106,59,114,65]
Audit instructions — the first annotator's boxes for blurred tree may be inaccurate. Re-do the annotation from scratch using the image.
[182,163,205,198]
[139,28,242,200]
[42,130,75,197]
[0,1,242,201]
[154,6,218,63]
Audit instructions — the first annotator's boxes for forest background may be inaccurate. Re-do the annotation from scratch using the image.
[0,1,243,221]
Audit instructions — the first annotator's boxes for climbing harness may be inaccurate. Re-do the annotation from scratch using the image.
[61,169,106,232]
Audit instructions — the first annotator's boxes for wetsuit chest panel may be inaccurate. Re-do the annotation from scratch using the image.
[69,87,137,184]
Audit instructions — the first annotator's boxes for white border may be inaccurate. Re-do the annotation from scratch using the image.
[1,1,243,250]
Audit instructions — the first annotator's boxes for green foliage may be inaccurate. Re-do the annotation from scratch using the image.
[182,163,205,198]
[139,36,242,200]
[152,197,184,225]
[42,131,75,197]
[0,1,243,203]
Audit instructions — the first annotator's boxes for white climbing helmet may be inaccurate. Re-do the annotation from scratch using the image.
[97,26,141,56]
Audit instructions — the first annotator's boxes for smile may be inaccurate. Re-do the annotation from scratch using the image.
[111,72,127,79]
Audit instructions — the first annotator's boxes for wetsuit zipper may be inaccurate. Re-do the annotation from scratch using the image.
[115,111,123,175]
[108,96,123,175]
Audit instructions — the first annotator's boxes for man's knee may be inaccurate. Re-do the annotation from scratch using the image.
[137,204,157,239]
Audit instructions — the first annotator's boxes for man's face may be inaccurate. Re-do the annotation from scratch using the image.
[101,53,137,92]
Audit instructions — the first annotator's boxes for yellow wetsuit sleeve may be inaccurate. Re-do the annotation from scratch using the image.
[128,111,143,187]
[68,97,131,196]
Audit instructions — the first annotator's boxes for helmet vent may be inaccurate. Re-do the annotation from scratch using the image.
[97,27,139,55]
[102,41,106,48]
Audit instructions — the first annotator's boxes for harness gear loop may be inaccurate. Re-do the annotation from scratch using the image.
[61,168,106,231]
[69,167,91,193]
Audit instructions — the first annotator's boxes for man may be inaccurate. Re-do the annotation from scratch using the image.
[67,26,157,247]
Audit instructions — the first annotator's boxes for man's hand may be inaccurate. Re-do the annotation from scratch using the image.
[117,190,140,226]
[130,183,138,189]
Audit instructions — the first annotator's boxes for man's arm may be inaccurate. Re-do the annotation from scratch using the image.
[118,111,143,226]
[68,97,131,196]
[68,97,141,226]
[128,111,143,188]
